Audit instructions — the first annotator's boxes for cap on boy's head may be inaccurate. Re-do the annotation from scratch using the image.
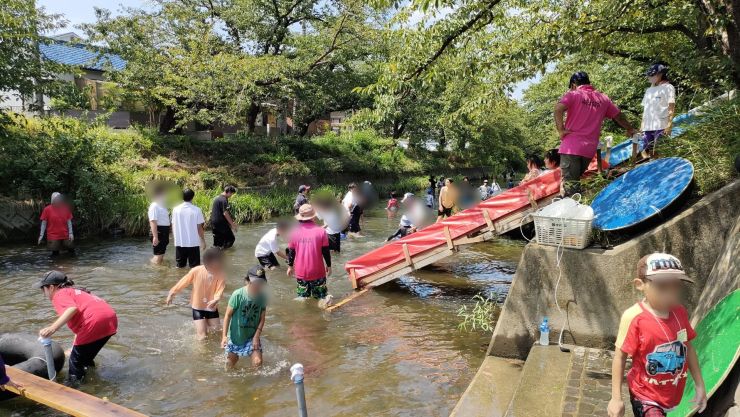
[298,185,311,193]
[247,265,267,282]
[645,62,669,77]
[637,253,694,283]
[36,270,68,288]
[401,192,415,203]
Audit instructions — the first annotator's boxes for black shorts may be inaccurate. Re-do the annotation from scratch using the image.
[438,206,453,217]
[192,308,219,320]
[175,246,201,268]
[327,233,341,252]
[348,206,363,233]
[212,224,235,249]
[152,225,170,255]
[257,253,280,268]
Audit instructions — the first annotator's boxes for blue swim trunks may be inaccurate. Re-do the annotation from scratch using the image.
[225,339,261,357]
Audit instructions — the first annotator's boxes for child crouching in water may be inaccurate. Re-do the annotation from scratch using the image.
[166,247,226,340]
[386,215,416,241]
[222,266,267,369]
[608,253,706,417]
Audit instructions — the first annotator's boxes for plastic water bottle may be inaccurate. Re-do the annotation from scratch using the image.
[539,317,550,346]
[38,337,57,380]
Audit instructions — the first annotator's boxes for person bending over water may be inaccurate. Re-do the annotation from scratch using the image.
[0,354,23,392]
[37,271,118,387]
[222,266,267,369]
[166,248,226,340]
[38,192,75,257]
[287,204,333,309]
[254,220,291,269]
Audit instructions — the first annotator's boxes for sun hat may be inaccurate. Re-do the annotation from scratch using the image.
[637,253,694,283]
[400,215,412,228]
[247,265,267,282]
[295,204,317,221]
[51,192,62,203]
[401,192,415,203]
[298,185,311,193]
[36,270,69,288]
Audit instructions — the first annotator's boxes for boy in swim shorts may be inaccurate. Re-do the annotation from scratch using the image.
[222,266,267,369]
[166,248,226,340]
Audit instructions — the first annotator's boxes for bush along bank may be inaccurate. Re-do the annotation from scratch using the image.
[0,113,433,238]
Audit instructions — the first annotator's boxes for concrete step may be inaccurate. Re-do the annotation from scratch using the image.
[504,345,574,417]
[450,356,524,417]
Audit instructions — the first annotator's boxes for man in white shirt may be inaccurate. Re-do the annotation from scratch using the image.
[171,188,206,268]
[641,62,676,158]
[478,180,491,201]
[148,186,170,265]
[343,183,364,236]
[254,220,290,269]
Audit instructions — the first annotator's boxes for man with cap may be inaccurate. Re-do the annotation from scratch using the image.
[293,185,311,215]
[222,266,268,369]
[37,271,118,386]
[554,71,637,196]
[608,253,706,417]
[640,62,675,158]
[38,192,75,257]
[478,179,491,200]
[287,204,333,309]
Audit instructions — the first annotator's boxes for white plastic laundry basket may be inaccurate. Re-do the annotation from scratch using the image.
[531,195,594,249]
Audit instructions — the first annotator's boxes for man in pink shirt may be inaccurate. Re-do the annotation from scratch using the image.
[554,72,636,195]
[287,204,333,308]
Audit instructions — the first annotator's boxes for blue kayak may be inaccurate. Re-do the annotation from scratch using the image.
[591,157,694,231]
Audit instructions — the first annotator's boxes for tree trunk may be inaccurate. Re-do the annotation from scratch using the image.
[698,0,740,88]
[247,102,260,133]
[158,106,178,134]
[392,119,407,139]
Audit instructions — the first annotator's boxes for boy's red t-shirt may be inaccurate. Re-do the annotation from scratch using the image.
[288,221,329,281]
[615,302,696,410]
[40,204,73,240]
[52,288,118,346]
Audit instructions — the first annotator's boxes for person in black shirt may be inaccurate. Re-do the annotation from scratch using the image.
[211,185,237,249]
[293,185,311,214]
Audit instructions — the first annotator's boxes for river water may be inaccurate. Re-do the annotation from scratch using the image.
[0,205,523,417]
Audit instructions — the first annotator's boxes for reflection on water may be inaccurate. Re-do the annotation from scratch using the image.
[0,205,523,417]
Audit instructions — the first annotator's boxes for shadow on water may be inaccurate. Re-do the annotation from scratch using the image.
[0,203,523,417]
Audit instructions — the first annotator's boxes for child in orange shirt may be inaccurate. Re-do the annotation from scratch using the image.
[166,248,226,340]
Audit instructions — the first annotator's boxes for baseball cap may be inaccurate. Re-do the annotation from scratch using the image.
[298,185,311,193]
[36,270,69,288]
[637,253,694,283]
[645,62,669,77]
[246,266,267,282]
[401,192,415,203]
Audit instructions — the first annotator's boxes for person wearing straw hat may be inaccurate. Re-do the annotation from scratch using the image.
[38,192,75,257]
[287,204,333,309]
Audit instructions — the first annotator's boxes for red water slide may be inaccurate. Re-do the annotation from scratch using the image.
[345,169,564,286]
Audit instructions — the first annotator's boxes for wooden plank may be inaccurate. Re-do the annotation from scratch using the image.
[326,288,371,312]
[349,268,358,290]
[402,243,413,267]
[482,209,494,232]
[4,367,147,417]
[366,249,455,288]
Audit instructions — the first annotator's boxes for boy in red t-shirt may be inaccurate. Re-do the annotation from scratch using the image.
[287,204,333,309]
[38,192,75,257]
[608,253,706,417]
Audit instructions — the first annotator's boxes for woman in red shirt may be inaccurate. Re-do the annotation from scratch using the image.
[38,192,75,257]
[37,271,118,387]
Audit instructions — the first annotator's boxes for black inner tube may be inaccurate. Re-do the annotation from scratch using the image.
[0,333,65,401]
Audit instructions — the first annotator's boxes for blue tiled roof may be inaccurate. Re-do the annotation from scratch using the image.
[39,40,126,72]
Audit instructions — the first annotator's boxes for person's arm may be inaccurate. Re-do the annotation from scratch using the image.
[38,220,47,244]
[66,220,74,241]
[224,209,237,230]
[276,250,288,260]
[387,229,403,242]
[554,102,570,138]
[612,112,637,137]
[166,271,194,304]
[197,223,206,249]
[607,349,627,417]
[286,247,296,276]
[207,278,226,310]
[39,307,78,338]
[322,245,332,276]
[0,355,22,392]
[149,220,159,245]
[686,342,707,413]
[664,103,676,135]
[252,309,266,350]
[221,306,234,348]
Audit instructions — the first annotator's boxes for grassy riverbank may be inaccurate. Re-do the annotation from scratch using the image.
[0,113,432,236]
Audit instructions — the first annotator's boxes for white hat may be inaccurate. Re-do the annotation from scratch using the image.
[638,253,693,283]
[401,193,415,203]
[51,192,62,203]
[400,215,412,228]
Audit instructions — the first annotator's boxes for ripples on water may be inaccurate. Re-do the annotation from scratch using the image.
[0,206,523,417]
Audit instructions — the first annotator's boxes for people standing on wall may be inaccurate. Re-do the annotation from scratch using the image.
[293,185,311,214]
[172,188,206,268]
[210,185,238,249]
[554,71,636,196]
[148,186,170,265]
[38,192,75,258]
[640,62,675,159]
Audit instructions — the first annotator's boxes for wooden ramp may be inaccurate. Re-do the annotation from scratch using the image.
[3,367,148,417]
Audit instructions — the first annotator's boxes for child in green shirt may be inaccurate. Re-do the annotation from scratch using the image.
[221,266,267,369]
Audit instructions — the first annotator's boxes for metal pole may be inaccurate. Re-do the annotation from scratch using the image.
[290,363,308,417]
[38,337,56,380]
